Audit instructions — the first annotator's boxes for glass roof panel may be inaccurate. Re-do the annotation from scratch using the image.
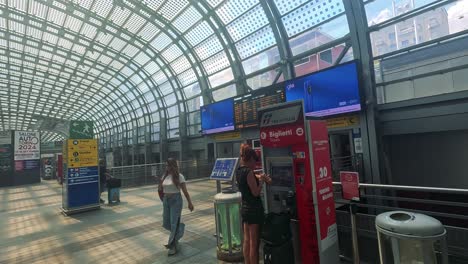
[202,51,230,75]
[171,56,191,74]
[236,26,276,59]
[184,21,214,46]
[194,35,223,61]
[282,0,345,37]
[150,32,172,51]
[273,0,309,15]
[226,4,269,42]
[172,6,202,33]
[159,0,189,21]
[216,0,259,25]
[161,44,183,62]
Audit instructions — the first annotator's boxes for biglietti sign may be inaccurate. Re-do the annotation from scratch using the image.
[258,101,306,147]
[259,102,302,128]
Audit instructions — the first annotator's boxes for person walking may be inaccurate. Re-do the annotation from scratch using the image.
[236,144,271,264]
[159,158,194,256]
[99,160,107,203]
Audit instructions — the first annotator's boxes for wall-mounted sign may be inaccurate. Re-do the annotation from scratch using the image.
[326,115,360,129]
[69,120,94,139]
[14,131,40,161]
[212,131,241,141]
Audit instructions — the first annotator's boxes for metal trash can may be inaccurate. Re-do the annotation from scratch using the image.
[376,211,448,264]
[214,191,243,262]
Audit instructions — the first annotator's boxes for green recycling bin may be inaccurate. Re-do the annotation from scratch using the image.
[376,211,448,264]
[214,191,243,262]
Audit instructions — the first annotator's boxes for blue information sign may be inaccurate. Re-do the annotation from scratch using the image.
[210,158,239,181]
[65,165,100,209]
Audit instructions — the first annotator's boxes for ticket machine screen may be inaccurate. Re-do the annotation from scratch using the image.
[265,158,295,214]
[270,165,294,188]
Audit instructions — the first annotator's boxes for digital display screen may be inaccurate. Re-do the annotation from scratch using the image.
[210,158,239,181]
[270,165,294,188]
[234,88,285,129]
[285,61,361,117]
[201,98,235,135]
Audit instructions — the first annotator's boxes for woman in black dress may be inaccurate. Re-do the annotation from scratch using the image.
[236,144,271,264]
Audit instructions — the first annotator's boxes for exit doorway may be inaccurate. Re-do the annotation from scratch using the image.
[329,130,354,180]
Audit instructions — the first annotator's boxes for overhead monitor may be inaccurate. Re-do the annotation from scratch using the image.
[200,98,235,135]
[210,158,239,181]
[285,61,361,117]
[234,87,285,129]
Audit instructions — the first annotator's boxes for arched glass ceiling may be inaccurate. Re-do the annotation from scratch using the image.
[0,0,352,145]
[41,130,65,142]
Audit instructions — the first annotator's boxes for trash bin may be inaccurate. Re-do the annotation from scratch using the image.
[375,211,448,264]
[214,191,243,262]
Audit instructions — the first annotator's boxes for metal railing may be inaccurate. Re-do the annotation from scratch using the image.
[109,160,214,188]
[331,156,362,181]
[332,182,468,263]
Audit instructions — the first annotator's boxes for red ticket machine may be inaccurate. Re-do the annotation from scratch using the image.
[259,101,339,263]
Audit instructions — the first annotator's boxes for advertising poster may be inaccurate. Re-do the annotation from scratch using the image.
[309,120,338,252]
[14,160,39,172]
[14,131,41,161]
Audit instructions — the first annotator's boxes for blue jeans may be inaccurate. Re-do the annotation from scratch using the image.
[162,193,185,246]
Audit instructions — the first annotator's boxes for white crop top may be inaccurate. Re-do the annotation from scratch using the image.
[162,173,186,194]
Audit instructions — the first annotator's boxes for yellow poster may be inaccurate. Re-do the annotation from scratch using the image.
[67,139,98,168]
[326,115,360,129]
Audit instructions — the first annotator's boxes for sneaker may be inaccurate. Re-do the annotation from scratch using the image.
[168,247,177,256]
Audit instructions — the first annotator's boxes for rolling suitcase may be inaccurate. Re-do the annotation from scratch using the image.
[107,178,121,204]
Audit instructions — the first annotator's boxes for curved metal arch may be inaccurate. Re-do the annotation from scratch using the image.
[0,11,144,130]
[128,0,210,113]
[0,52,121,128]
[69,3,166,130]
[68,1,208,134]
[0,42,131,134]
[195,0,249,97]
[258,0,294,80]
[64,0,208,129]
[4,1,164,133]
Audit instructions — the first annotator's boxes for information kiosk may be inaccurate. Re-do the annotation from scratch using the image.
[210,158,243,262]
[258,101,339,263]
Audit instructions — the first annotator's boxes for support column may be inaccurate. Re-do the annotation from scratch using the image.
[178,112,189,161]
[343,0,382,183]
[160,117,168,162]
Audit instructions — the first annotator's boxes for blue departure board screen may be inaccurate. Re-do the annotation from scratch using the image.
[201,98,235,135]
[285,61,361,117]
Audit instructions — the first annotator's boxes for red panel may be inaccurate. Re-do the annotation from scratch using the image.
[292,144,319,263]
[309,120,337,242]
[260,123,306,148]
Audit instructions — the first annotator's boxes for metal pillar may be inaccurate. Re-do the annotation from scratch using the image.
[343,0,382,183]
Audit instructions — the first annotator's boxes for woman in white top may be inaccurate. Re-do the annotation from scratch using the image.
[160,158,194,256]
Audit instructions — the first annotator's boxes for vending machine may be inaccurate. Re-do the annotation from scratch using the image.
[258,100,339,264]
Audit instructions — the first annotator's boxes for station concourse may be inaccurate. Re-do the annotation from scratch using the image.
[1,0,468,263]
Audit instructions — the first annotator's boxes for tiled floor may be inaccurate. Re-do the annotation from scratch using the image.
[0,179,232,264]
